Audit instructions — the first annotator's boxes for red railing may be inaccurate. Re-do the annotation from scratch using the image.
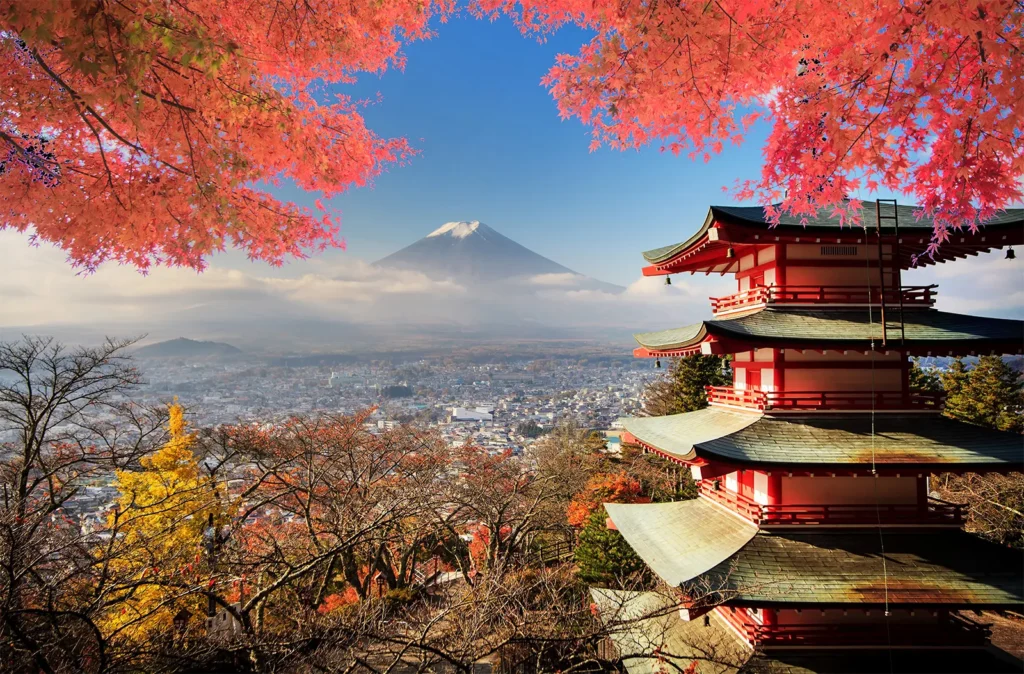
[698,481,762,522]
[705,386,945,411]
[710,284,937,315]
[752,616,990,648]
[698,482,964,526]
[761,498,963,526]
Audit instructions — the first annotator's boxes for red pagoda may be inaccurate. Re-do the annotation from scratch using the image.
[597,201,1024,673]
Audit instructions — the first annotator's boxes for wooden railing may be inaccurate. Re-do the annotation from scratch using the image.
[761,499,964,526]
[698,481,763,522]
[752,616,990,648]
[705,386,945,411]
[698,482,964,526]
[710,284,937,315]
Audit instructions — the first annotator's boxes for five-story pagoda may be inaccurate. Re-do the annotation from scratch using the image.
[595,201,1024,673]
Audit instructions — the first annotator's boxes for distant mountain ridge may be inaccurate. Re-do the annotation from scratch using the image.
[135,337,242,358]
[374,220,622,292]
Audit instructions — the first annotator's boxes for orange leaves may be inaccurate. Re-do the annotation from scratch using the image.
[1,0,451,271]
[566,471,642,527]
[318,588,360,614]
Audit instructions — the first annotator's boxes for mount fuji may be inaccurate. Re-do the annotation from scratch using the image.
[374,221,622,292]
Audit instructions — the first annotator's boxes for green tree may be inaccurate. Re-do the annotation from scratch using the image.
[642,355,731,416]
[909,358,942,393]
[932,356,1024,549]
[939,357,970,404]
[574,509,650,588]
[942,356,1024,433]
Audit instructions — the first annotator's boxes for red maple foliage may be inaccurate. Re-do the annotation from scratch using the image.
[1,1,453,270]
[4,1,1020,269]
[479,0,1023,241]
[566,471,642,528]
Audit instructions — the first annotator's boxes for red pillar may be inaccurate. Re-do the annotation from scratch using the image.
[767,474,782,505]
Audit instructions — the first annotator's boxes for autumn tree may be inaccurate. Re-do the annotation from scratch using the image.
[0,1,446,270]
[566,472,643,528]
[618,442,698,504]
[6,1,1022,270]
[481,0,1024,240]
[101,401,224,646]
[532,422,609,513]
[642,355,731,417]
[445,444,568,574]
[0,336,165,673]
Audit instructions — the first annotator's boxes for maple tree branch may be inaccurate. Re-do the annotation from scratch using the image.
[28,48,189,177]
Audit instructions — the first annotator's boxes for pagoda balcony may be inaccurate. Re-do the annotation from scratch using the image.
[710,284,937,316]
[698,482,964,527]
[749,615,991,648]
[705,386,945,412]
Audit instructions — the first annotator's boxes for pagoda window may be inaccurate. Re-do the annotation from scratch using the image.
[752,472,770,505]
[740,470,755,499]
[725,471,739,493]
[734,368,746,391]
[757,246,776,265]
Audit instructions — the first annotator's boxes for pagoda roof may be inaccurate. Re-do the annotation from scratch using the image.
[621,410,1024,469]
[643,203,1024,268]
[589,588,749,674]
[634,307,1024,356]
[605,506,1024,607]
[604,499,758,587]
[742,649,1023,673]
[704,529,1024,607]
[590,591,1023,673]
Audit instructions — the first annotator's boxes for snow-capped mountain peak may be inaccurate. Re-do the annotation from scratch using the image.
[426,221,485,239]
[374,220,623,292]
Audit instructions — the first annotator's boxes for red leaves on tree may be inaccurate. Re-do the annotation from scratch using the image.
[566,471,642,527]
[6,1,1019,270]
[476,0,1024,239]
[1,1,454,271]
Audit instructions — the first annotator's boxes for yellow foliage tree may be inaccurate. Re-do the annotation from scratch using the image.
[102,401,223,643]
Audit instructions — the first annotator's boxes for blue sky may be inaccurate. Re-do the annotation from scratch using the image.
[278,15,770,287]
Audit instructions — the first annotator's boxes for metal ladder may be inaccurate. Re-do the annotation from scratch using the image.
[873,199,907,348]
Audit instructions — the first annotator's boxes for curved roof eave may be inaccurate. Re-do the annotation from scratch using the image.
[622,408,762,462]
[633,322,709,352]
[642,208,716,264]
[635,308,1024,354]
[626,411,1024,469]
[641,203,1024,269]
[605,499,758,587]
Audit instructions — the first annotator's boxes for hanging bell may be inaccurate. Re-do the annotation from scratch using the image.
[655,359,662,369]
[726,248,735,259]
[1007,247,1016,260]
[665,276,672,285]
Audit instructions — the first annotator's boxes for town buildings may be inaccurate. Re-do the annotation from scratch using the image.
[598,202,1024,672]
